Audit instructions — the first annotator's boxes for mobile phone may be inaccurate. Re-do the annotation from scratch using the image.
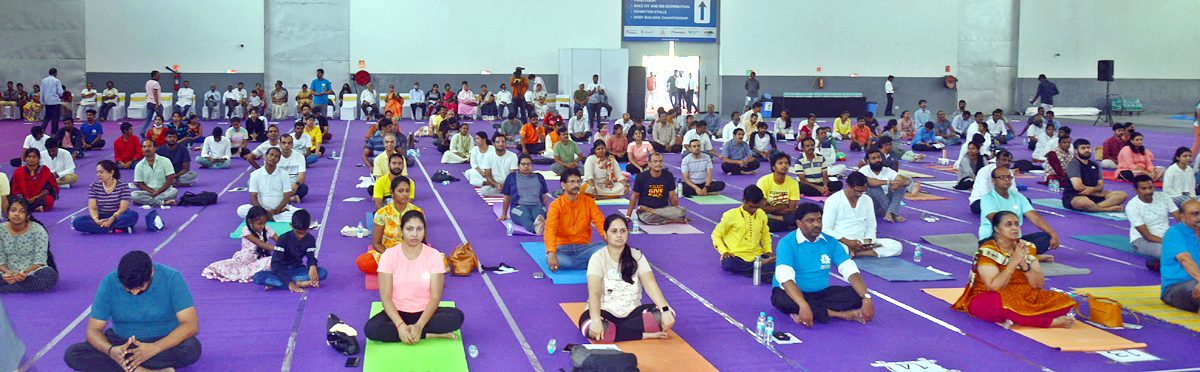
[345,357,360,367]
[772,331,790,341]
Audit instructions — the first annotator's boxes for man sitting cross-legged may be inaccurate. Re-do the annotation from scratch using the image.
[626,153,689,225]
[131,139,178,207]
[1126,174,1180,270]
[712,185,774,280]
[681,139,726,197]
[544,168,607,272]
[1064,138,1128,212]
[822,172,902,258]
[860,147,918,223]
[979,165,1061,262]
[237,147,298,223]
[796,137,843,197]
[757,152,801,232]
[718,128,760,175]
[772,202,876,328]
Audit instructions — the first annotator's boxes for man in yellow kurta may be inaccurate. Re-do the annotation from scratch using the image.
[712,185,774,279]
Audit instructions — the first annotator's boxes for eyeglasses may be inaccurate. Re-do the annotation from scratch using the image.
[993,175,1013,180]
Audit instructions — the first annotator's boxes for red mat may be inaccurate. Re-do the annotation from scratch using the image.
[1102,171,1163,187]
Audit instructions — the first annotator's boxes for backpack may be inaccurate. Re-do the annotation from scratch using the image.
[568,346,638,372]
[178,191,218,206]
[431,170,459,183]
[145,210,165,232]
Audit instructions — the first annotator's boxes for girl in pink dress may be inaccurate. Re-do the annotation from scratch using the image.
[202,206,278,282]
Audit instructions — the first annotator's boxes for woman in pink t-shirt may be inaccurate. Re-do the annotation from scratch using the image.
[625,128,654,175]
[364,210,464,344]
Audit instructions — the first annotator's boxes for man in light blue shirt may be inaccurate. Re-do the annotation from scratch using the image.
[408,83,426,120]
[40,68,64,134]
[701,104,720,131]
[978,165,1059,261]
[951,110,972,137]
[309,69,334,115]
[772,202,874,327]
[911,122,939,151]
[1160,200,1200,312]
[913,100,931,128]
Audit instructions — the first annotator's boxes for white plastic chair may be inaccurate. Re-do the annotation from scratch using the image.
[340,94,358,120]
[126,93,147,119]
[110,94,127,120]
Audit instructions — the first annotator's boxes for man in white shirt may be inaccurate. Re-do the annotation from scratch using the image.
[682,121,718,158]
[289,120,317,165]
[277,134,309,203]
[99,81,120,121]
[586,74,606,129]
[245,125,282,169]
[529,74,547,98]
[222,85,241,119]
[1127,174,1181,261]
[674,72,689,112]
[823,172,902,257]
[969,149,1018,214]
[237,147,297,223]
[568,108,590,143]
[686,73,699,114]
[496,84,513,120]
[174,81,195,118]
[78,82,98,119]
[481,132,519,197]
[360,83,378,119]
[408,83,426,120]
[860,148,914,223]
[204,84,221,120]
[235,82,249,113]
[883,75,895,116]
[1030,117,1057,163]
[42,141,77,186]
[196,126,231,169]
[986,109,1015,143]
[716,112,740,144]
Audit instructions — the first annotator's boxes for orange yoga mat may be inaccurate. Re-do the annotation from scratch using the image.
[921,288,1147,352]
[923,164,958,174]
[559,303,718,372]
[905,192,951,201]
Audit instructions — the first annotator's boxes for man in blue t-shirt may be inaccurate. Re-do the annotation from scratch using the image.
[310,68,335,115]
[771,202,876,327]
[1160,200,1200,312]
[64,251,201,371]
[80,109,106,151]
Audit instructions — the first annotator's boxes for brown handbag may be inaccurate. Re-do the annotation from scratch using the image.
[1085,294,1138,328]
[448,242,479,276]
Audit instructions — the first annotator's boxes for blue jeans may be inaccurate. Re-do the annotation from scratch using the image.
[305,154,319,165]
[554,242,606,270]
[140,103,163,136]
[510,204,545,232]
[194,156,231,169]
[72,210,139,234]
[295,183,309,199]
[175,104,191,118]
[253,267,328,288]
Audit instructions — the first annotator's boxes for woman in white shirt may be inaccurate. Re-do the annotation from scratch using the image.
[773,110,794,141]
[583,140,628,197]
[1163,147,1197,207]
[578,214,675,342]
[463,131,491,187]
[197,127,232,169]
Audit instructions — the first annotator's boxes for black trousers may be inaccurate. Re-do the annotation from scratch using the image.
[685,89,696,112]
[42,104,61,134]
[799,181,844,196]
[884,93,894,116]
[771,286,862,324]
[588,103,602,129]
[521,142,545,155]
[364,307,464,342]
[912,143,940,152]
[410,103,427,119]
[720,160,760,175]
[512,96,528,122]
[1013,159,1043,173]
[970,199,981,214]
[98,103,115,121]
[650,142,682,154]
[767,212,797,232]
[576,303,661,342]
[954,178,975,191]
[64,329,201,372]
[681,181,726,197]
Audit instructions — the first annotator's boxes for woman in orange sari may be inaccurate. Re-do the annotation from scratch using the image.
[952,210,1077,329]
[384,85,404,121]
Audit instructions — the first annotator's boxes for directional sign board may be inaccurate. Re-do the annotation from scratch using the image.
[623,0,717,42]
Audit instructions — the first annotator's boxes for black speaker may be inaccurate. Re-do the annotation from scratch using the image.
[627,66,647,121]
[1097,60,1114,81]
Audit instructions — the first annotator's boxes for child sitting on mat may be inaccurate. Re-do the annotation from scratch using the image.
[203,206,278,283]
[578,214,676,342]
[253,209,327,293]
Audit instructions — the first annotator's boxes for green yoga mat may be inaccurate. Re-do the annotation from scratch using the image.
[684,194,742,205]
[595,198,631,206]
[919,233,1092,277]
[1029,198,1128,221]
[228,221,293,239]
[1070,234,1150,258]
[364,301,467,372]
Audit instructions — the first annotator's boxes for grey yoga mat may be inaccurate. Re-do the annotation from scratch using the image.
[920,233,1092,277]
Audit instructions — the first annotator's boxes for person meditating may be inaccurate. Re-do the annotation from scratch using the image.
[681,139,726,197]
[625,128,654,175]
[253,210,327,293]
[498,155,551,234]
[796,137,843,197]
[772,202,876,327]
[1116,131,1166,182]
[237,148,297,222]
[131,139,178,207]
[196,127,232,169]
[822,173,902,258]
[578,214,676,342]
[441,123,472,164]
[951,211,1077,329]
[203,206,276,283]
[364,210,465,343]
[978,166,1061,262]
[10,148,59,211]
[73,160,139,234]
[545,169,607,272]
[627,153,689,225]
[63,250,201,372]
[712,186,774,279]
[155,132,198,187]
[358,176,422,274]
[0,199,58,293]
[758,153,801,232]
[583,140,629,198]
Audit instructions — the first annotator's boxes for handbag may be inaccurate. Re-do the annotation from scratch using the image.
[1085,294,1138,328]
[448,242,479,276]
[568,345,639,372]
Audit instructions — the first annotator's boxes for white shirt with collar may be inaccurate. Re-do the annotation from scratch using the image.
[496,90,512,104]
[176,87,195,106]
[201,136,232,160]
[362,89,377,104]
[235,88,249,102]
[885,80,894,94]
[822,190,877,241]
[568,115,589,134]
[41,149,76,178]
[968,163,1019,203]
[223,90,240,102]
[80,88,98,105]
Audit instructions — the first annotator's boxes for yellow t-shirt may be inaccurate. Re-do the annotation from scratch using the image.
[373,202,423,249]
[305,125,323,151]
[373,173,416,200]
[756,174,800,207]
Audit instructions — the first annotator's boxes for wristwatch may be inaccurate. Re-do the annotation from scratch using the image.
[861,293,872,300]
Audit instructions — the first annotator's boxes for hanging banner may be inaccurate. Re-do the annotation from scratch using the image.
[623,0,717,42]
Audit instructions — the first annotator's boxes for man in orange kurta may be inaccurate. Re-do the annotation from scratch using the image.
[544,168,606,273]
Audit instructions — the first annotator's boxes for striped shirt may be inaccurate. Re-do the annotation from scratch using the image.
[795,153,828,183]
[88,181,131,215]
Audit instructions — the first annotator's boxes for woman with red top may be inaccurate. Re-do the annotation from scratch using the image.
[1116,131,1166,182]
[10,149,59,211]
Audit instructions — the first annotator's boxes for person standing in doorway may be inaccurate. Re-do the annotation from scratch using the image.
[666,71,679,111]
[685,72,698,114]
[1029,74,1059,110]
[674,71,688,112]
[883,75,895,117]
[745,71,760,108]
[310,69,334,116]
[40,68,64,134]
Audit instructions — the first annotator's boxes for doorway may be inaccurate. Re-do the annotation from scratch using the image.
[642,55,700,116]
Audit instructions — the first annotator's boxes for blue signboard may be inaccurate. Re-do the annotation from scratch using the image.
[623,0,717,42]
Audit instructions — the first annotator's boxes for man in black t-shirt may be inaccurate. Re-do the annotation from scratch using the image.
[1063,138,1127,212]
[627,153,689,225]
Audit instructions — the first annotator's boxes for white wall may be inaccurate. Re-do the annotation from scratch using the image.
[348,0,621,74]
[1017,0,1200,79]
[719,0,958,77]
[85,0,266,73]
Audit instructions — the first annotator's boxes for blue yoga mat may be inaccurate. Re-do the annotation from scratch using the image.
[852,257,954,282]
[1070,234,1150,258]
[520,242,588,284]
[0,297,23,372]
[1030,198,1128,221]
[228,221,293,239]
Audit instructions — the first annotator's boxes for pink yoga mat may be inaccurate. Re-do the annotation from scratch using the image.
[491,203,535,235]
[638,223,703,235]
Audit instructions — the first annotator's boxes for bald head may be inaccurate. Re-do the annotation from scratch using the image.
[1182,200,1200,230]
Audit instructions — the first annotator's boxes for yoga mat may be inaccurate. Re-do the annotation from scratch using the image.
[490,203,534,235]
[473,187,505,205]
[905,192,951,201]
[364,301,467,372]
[1074,285,1200,333]
[535,170,560,181]
[1070,235,1150,258]
[520,242,587,284]
[922,180,961,188]
[852,257,954,282]
[595,198,631,206]
[366,273,378,290]
[924,164,958,173]
[683,194,742,205]
[559,302,718,372]
[228,221,293,239]
[801,195,829,203]
[638,223,703,235]
[1102,171,1163,187]
[898,169,936,179]
[921,288,1148,352]
[919,233,1092,277]
[0,297,22,372]
[1030,198,1128,221]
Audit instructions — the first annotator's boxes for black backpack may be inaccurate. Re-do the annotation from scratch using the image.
[567,346,638,372]
[178,191,219,206]
[431,170,459,183]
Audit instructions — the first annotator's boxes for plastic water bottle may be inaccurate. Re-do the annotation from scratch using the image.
[70,212,77,230]
[356,222,364,238]
[631,216,641,234]
[546,339,557,354]
[441,180,450,185]
[765,316,775,343]
[914,243,923,263]
[468,345,478,358]
[755,312,767,342]
[505,221,513,236]
[752,257,762,286]
[1049,179,1060,193]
